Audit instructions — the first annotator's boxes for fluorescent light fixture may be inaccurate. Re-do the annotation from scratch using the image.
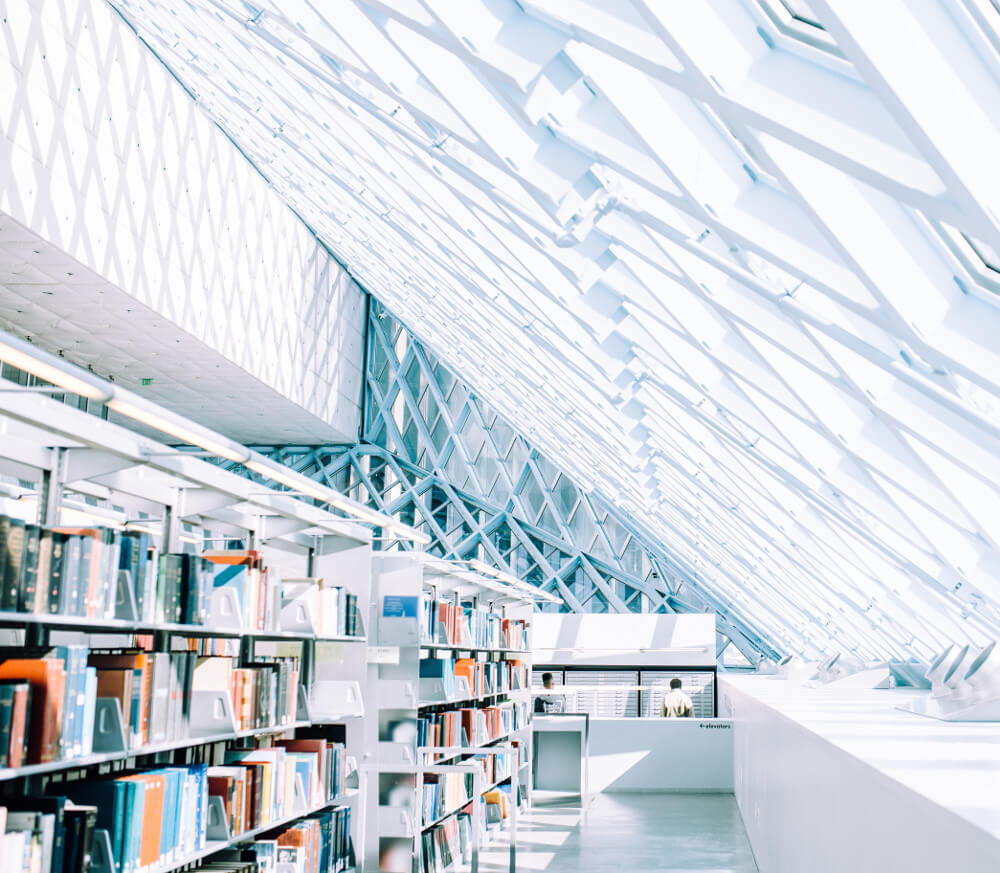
[391,525,431,545]
[108,393,250,464]
[246,456,430,543]
[245,459,331,501]
[0,333,113,401]
[464,558,560,602]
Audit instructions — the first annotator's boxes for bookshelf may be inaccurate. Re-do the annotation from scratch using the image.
[365,553,536,873]
[0,386,388,873]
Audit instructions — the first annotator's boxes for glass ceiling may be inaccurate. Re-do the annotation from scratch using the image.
[108,0,1000,661]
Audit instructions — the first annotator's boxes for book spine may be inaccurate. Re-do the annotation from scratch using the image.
[19,524,40,613]
[47,534,66,615]
[4,519,25,611]
[0,684,13,767]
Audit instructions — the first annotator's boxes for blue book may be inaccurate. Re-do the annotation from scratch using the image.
[419,656,456,698]
[159,769,179,863]
[291,755,315,805]
[192,763,208,850]
[124,778,144,873]
[52,645,88,759]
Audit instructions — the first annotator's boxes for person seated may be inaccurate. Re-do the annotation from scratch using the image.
[534,672,566,714]
[661,677,693,717]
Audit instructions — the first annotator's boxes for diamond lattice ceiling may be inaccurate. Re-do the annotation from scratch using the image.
[107,0,1000,660]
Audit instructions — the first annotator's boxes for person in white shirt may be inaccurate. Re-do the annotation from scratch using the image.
[662,677,693,717]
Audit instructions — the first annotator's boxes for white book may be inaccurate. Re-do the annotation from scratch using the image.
[80,667,98,756]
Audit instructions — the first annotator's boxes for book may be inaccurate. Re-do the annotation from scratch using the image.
[62,804,97,873]
[0,658,66,763]
[19,524,41,613]
[2,517,25,611]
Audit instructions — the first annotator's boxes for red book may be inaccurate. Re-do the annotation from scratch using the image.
[7,682,30,767]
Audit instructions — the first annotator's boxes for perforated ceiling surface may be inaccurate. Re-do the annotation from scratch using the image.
[107,0,1000,660]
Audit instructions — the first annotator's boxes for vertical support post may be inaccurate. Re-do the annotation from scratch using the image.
[300,638,315,710]
[25,623,49,649]
[38,447,65,526]
[240,635,255,666]
[162,498,182,554]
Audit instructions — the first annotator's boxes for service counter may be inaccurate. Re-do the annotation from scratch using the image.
[533,715,734,795]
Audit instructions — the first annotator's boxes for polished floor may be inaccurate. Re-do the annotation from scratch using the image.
[480,793,759,872]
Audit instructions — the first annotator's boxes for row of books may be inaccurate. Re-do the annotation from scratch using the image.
[420,771,474,827]
[210,739,341,837]
[418,596,528,650]
[416,700,529,749]
[418,656,527,701]
[71,764,210,873]
[279,579,359,637]
[421,786,519,873]
[0,799,97,873]
[0,516,157,620]
[0,646,98,765]
[454,658,527,698]
[0,515,333,634]
[0,647,308,766]
[247,806,352,873]
[0,768,351,873]
[467,749,514,789]
[420,812,472,873]
[191,655,301,734]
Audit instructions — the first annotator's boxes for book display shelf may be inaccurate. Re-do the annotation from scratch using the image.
[365,553,536,873]
[0,386,386,873]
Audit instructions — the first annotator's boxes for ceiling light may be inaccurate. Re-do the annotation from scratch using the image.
[0,333,113,401]
[245,459,331,501]
[109,393,250,463]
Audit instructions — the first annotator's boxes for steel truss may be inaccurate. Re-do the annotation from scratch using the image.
[241,304,774,663]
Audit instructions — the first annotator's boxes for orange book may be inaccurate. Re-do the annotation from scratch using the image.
[454,659,475,696]
[484,790,508,818]
[276,824,310,857]
[0,659,65,762]
[122,773,164,867]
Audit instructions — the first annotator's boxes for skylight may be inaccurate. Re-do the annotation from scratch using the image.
[107,0,1000,661]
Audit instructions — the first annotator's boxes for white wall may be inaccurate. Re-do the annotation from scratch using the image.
[0,0,365,440]
[532,613,716,667]
[724,677,1000,873]
[588,718,733,793]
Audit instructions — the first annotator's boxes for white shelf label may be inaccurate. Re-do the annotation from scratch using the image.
[367,645,400,664]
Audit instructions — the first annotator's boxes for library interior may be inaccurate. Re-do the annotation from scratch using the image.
[0,2,999,872]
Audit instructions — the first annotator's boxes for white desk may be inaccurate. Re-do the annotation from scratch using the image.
[586,717,734,792]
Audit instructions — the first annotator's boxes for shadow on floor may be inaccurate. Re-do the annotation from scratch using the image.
[478,792,759,872]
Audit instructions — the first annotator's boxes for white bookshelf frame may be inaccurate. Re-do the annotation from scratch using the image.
[364,552,536,873]
[0,388,378,873]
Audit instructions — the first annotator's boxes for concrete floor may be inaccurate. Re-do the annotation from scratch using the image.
[480,793,759,872]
